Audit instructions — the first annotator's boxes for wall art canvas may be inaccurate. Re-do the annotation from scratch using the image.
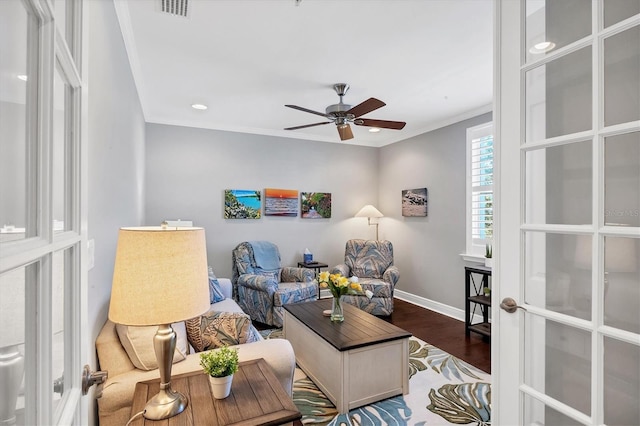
[402,188,428,217]
[224,189,261,219]
[301,192,332,219]
[264,188,299,217]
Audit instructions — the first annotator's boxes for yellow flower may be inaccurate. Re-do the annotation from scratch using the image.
[318,271,330,282]
[350,282,362,292]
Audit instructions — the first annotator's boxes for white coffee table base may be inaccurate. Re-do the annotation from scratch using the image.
[284,311,409,414]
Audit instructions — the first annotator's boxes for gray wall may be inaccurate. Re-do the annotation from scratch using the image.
[144,113,491,313]
[379,112,492,311]
[144,124,379,278]
[87,0,145,380]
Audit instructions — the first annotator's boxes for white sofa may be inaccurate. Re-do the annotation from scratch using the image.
[95,278,295,426]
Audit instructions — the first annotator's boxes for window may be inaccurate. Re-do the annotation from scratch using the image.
[466,122,494,258]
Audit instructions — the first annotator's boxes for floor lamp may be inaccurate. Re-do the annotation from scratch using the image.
[109,226,210,420]
[355,205,384,240]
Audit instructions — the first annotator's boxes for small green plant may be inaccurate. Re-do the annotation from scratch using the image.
[485,244,493,259]
[200,346,239,378]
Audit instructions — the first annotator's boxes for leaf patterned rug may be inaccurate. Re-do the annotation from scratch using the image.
[261,329,492,425]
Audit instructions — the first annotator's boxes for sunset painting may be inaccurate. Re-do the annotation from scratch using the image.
[264,188,299,217]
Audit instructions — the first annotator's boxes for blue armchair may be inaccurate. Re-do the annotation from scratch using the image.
[232,241,318,327]
[331,239,399,315]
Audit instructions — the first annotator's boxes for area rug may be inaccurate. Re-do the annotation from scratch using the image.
[260,329,492,425]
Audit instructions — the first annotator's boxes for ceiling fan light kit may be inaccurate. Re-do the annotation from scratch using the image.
[285,83,406,141]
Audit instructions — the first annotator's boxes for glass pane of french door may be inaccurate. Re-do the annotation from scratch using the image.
[521,1,640,424]
[0,0,36,242]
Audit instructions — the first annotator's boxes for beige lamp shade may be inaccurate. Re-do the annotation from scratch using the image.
[355,205,384,218]
[109,226,210,326]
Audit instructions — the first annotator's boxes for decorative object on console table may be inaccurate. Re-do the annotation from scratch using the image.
[199,346,239,399]
[465,265,492,339]
[109,226,210,421]
[484,243,493,268]
[355,204,384,240]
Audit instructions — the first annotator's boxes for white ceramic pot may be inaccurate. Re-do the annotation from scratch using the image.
[209,373,234,399]
[484,257,493,268]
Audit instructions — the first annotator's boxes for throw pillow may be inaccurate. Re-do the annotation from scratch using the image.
[185,311,257,352]
[116,322,189,371]
[208,273,226,303]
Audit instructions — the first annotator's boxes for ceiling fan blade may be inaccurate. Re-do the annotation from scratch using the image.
[354,118,406,130]
[337,124,354,141]
[345,98,386,118]
[285,104,330,118]
[284,122,331,130]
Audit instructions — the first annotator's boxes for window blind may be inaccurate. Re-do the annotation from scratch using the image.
[471,134,493,243]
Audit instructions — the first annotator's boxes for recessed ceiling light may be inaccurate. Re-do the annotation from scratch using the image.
[529,41,556,54]
[17,74,28,81]
[369,128,381,133]
[191,103,208,110]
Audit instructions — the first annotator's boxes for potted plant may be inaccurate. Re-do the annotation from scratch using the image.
[484,243,493,268]
[200,346,239,399]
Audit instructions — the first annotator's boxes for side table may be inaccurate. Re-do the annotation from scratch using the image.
[297,261,328,275]
[465,265,492,339]
[129,358,301,425]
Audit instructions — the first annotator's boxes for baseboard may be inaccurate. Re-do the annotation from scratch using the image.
[394,289,486,324]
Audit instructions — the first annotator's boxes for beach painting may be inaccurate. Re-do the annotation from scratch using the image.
[402,188,428,217]
[264,188,299,217]
[301,192,332,219]
[224,189,262,219]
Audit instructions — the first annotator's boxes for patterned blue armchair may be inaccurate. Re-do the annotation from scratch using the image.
[331,239,399,316]
[232,241,318,327]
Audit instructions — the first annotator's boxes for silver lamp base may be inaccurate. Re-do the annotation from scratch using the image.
[143,388,188,420]
[142,324,188,420]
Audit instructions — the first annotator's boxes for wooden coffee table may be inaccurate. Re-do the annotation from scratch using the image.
[129,358,301,425]
[284,299,411,414]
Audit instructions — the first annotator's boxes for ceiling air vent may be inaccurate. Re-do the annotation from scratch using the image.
[160,0,189,18]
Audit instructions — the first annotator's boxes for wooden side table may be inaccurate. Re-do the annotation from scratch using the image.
[129,358,301,426]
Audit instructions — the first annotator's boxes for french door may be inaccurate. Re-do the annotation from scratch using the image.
[0,0,87,424]
[496,0,640,424]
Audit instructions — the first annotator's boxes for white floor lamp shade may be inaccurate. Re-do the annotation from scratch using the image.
[108,226,210,420]
[355,205,384,240]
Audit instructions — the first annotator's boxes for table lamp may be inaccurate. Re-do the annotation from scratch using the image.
[355,205,384,240]
[108,226,210,420]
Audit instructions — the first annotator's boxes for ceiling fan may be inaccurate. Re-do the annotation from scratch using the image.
[284,83,406,141]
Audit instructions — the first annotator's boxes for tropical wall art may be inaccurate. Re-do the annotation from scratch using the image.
[301,192,332,219]
[402,187,428,217]
[224,189,262,219]
[264,188,299,217]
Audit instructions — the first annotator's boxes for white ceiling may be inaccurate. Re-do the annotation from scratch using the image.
[115,0,494,147]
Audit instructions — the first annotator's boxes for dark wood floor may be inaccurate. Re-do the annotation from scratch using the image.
[384,298,491,374]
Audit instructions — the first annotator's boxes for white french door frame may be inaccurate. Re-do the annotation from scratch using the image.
[0,0,87,424]
[495,1,640,424]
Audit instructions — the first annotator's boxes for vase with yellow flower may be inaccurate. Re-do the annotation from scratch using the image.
[317,271,362,322]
